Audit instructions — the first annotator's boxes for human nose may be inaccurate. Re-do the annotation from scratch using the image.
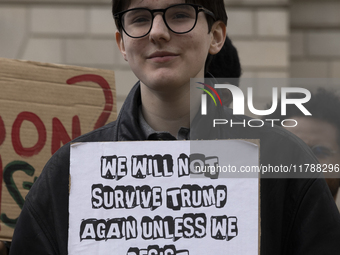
[149,14,171,42]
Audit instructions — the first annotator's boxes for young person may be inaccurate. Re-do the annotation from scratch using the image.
[10,1,340,254]
[267,89,340,200]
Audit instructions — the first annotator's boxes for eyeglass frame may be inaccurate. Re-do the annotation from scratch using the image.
[113,3,216,39]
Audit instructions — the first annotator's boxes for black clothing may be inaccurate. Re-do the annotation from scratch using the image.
[10,82,340,255]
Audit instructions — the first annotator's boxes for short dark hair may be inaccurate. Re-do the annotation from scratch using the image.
[266,88,340,147]
[207,36,241,86]
[112,0,228,74]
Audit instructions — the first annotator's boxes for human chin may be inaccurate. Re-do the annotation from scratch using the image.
[139,71,186,91]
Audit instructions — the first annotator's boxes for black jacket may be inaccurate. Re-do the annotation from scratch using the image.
[10,82,340,254]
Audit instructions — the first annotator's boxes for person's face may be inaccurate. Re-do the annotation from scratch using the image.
[115,0,225,94]
[285,117,340,197]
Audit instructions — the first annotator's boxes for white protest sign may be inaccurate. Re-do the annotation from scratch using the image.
[69,140,259,255]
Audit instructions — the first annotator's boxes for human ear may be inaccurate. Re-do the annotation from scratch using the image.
[209,21,227,55]
[116,31,127,61]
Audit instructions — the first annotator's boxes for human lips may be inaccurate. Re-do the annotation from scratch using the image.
[147,51,179,63]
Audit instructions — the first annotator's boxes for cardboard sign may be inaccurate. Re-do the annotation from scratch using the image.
[69,140,260,255]
[0,57,116,240]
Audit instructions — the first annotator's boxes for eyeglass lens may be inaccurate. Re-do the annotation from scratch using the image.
[312,146,334,158]
[122,5,197,38]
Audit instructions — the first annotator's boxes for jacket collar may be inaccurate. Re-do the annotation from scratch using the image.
[114,80,247,141]
[115,81,146,141]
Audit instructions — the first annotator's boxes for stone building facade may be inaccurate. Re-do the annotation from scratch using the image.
[1,0,340,110]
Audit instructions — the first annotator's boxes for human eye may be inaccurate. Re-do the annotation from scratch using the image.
[172,11,191,19]
[131,15,150,24]
[167,6,195,21]
[312,146,332,159]
[124,10,151,25]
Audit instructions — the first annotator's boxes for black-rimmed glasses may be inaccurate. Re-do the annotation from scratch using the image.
[113,3,216,38]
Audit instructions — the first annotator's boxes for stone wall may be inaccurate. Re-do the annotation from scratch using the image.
[0,0,136,111]
[291,1,340,80]
[0,0,290,112]
[1,0,340,112]
[225,0,289,113]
